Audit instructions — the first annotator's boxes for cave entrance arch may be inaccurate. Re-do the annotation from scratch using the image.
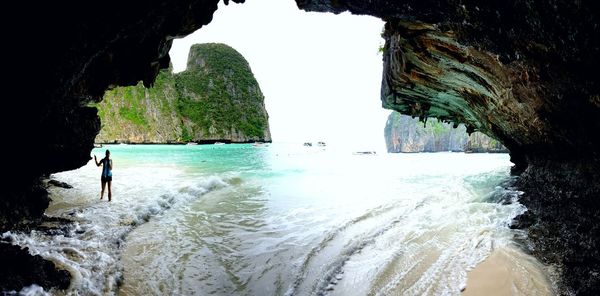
[4,0,600,294]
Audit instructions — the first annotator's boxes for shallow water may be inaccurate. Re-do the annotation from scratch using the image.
[3,144,553,295]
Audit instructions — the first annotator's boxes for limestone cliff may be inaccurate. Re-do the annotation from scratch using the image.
[297,0,600,170]
[3,1,242,291]
[95,43,271,143]
[384,112,506,153]
[3,0,600,293]
[297,1,600,293]
[2,0,245,231]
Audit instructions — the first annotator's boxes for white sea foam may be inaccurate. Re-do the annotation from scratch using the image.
[17,285,48,296]
[3,160,230,295]
[3,146,553,296]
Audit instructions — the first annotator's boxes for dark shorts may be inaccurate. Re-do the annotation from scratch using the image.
[101,176,112,183]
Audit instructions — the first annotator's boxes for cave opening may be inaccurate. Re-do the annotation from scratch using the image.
[95,0,389,151]
[2,0,599,294]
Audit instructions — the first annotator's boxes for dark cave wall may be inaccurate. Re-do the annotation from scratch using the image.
[297,0,600,169]
[297,0,600,293]
[1,0,244,232]
[5,0,597,233]
[0,0,598,293]
[2,0,244,290]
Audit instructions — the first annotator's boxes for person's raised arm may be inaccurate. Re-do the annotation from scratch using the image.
[93,155,101,167]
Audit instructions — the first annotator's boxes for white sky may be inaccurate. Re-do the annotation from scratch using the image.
[170,0,388,151]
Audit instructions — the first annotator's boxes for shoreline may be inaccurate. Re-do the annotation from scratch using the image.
[95,140,273,146]
[462,247,554,296]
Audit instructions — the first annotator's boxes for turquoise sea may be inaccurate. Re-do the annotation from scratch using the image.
[4,144,552,295]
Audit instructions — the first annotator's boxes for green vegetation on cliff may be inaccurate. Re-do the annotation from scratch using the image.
[384,111,507,153]
[95,43,271,143]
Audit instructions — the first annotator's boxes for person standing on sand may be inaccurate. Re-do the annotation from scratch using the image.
[94,150,113,201]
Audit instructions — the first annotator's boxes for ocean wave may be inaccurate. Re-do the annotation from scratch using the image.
[2,168,231,295]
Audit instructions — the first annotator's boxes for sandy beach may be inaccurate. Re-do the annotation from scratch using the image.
[463,247,554,296]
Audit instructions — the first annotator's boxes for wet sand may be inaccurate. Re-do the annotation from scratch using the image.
[463,247,553,296]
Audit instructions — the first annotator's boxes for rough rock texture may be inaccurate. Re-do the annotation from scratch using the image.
[96,43,271,144]
[2,0,243,231]
[0,181,51,240]
[2,0,243,291]
[512,163,600,295]
[47,180,73,190]
[2,0,599,293]
[0,243,70,292]
[297,0,600,294]
[384,111,506,153]
[96,67,182,144]
[296,0,600,170]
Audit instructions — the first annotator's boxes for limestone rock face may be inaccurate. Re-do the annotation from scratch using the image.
[297,1,600,294]
[2,0,243,290]
[297,0,600,170]
[384,112,506,153]
[95,70,181,144]
[95,43,271,144]
[2,0,599,293]
[0,243,70,291]
[3,0,245,232]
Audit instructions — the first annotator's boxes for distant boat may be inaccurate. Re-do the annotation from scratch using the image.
[186,142,198,145]
[317,141,326,147]
[214,142,225,145]
[94,144,103,148]
[303,142,312,147]
[353,151,377,155]
[253,142,263,147]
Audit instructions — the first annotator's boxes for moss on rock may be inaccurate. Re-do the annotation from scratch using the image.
[95,43,271,143]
